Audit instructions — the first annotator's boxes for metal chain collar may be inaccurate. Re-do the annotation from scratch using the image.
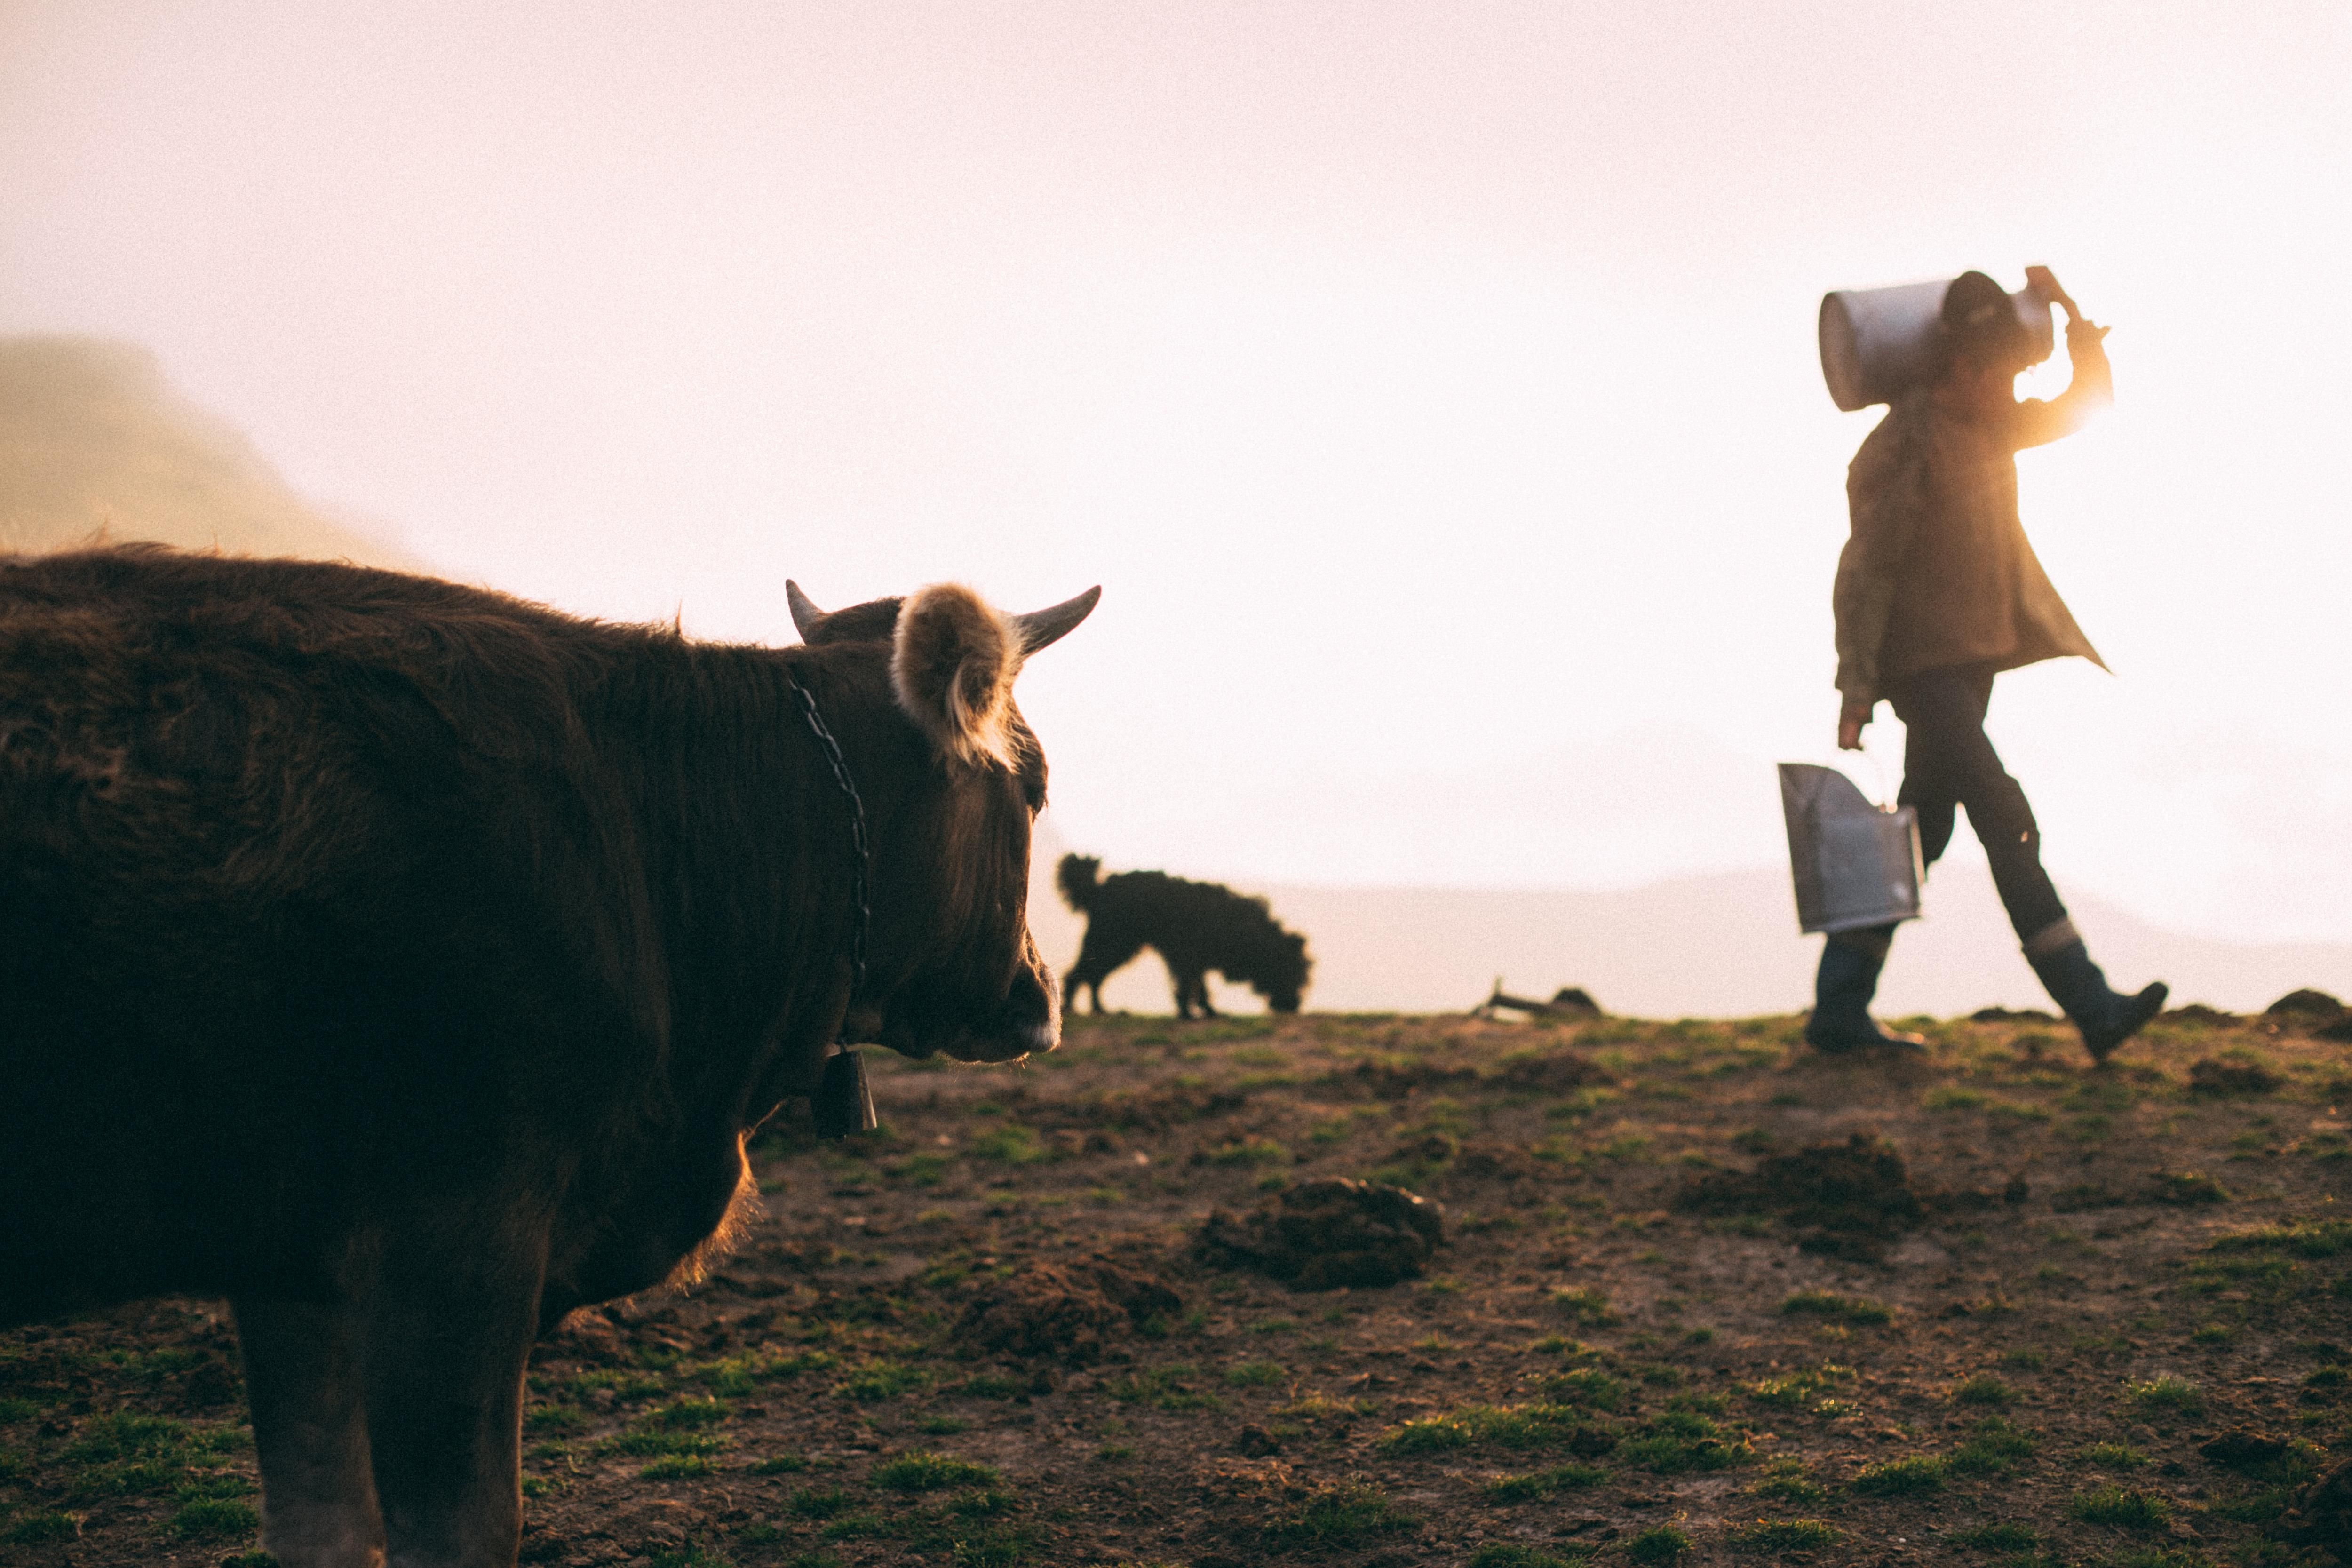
[787,675,869,1041]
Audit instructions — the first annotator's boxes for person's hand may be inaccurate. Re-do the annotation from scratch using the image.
[1837,701,1870,752]
[2024,264,2077,316]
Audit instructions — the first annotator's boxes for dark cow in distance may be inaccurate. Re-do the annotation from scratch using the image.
[1057,854,1311,1018]
[0,546,1097,1568]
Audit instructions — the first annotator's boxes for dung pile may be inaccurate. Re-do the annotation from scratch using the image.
[1197,1178,1446,1290]
[955,1258,1183,1365]
[2189,1058,2285,1097]
[1493,1049,1612,1092]
[1675,1131,1925,1261]
[2270,1456,2352,1556]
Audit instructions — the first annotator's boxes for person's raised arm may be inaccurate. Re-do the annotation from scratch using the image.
[2014,265,2113,449]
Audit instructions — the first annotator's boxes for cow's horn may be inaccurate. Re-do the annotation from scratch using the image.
[785,580,826,641]
[1011,587,1101,655]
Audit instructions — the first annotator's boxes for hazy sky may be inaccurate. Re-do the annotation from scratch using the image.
[4,1,2347,942]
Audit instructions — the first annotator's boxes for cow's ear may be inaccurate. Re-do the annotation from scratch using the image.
[891,583,1021,767]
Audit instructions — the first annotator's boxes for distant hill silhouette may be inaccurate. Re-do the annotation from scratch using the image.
[1028,830,2352,1019]
[0,335,421,568]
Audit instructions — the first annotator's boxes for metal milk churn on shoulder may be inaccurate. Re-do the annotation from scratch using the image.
[1818,275,2055,411]
[1777,763,1924,934]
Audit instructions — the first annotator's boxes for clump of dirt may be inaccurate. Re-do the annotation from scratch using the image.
[2151,1170,2232,1205]
[2162,1003,2241,1026]
[2200,1428,2292,1471]
[2270,1456,2352,1555]
[1196,1177,1447,1290]
[2266,988,2345,1025]
[1088,1083,1252,1130]
[1451,1141,1547,1186]
[954,1258,1183,1365]
[1971,1005,2057,1023]
[1674,1131,1924,1261]
[1342,1058,1482,1098]
[2188,1058,2285,1097]
[1493,1050,1611,1091]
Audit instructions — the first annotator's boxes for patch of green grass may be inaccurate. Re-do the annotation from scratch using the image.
[1481,1462,1608,1502]
[1468,1548,1588,1568]
[1224,1361,1286,1388]
[643,1396,731,1429]
[958,1374,1023,1400]
[566,1368,671,1402]
[947,1530,1035,1568]
[2069,1485,2170,1529]
[1539,1368,1629,1411]
[524,1401,589,1433]
[1952,1417,2037,1475]
[2124,1377,2204,1418]
[968,1124,1054,1165]
[61,1411,229,1464]
[1923,1086,1987,1111]
[0,1396,42,1423]
[2081,1441,2149,1468]
[1618,1411,1748,1474]
[1780,1290,1891,1326]
[1851,1455,1946,1496]
[6,1512,81,1545]
[1748,1457,1828,1502]
[1550,1287,1620,1326]
[1950,1523,2039,1550]
[818,1511,892,1540]
[1260,1480,1414,1548]
[750,1453,810,1474]
[1725,1519,1839,1553]
[887,1152,953,1187]
[603,1431,730,1458]
[646,1544,739,1568]
[838,1360,930,1402]
[1740,1363,1853,1411]
[919,1415,972,1434]
[1625,1525,1692,1564]
[641,1454,720,1478]
[872,1451,1002,1493]
[1953,1374,2018,1407]
[167,1496,260,1539]
[1208,1138,1288,1167]
[787,1487,851,1519]
[2210,1218,2352,1258]
[1105,1365,1224,1413]
[1378,1403,1612,1457]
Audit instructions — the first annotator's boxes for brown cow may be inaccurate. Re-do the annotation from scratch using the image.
[0,546,1096,1567]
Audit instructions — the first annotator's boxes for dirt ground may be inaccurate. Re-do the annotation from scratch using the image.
[6,1005,2352,1568]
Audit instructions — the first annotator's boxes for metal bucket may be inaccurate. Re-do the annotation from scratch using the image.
[1778,763,1924,934]
[1818,276,2054,411]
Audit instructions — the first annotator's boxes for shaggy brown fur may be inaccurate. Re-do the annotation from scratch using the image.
[1057,853,1311,1018]
[0,544,1090,1567]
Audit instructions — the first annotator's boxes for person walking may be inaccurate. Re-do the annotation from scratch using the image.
[1814,267,2167,1061]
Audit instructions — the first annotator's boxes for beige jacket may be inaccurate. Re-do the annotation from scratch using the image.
[1833,322,2114,708]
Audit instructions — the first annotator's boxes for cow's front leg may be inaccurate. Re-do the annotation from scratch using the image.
[365,1251,541,1568]
[235,1294,385,1568]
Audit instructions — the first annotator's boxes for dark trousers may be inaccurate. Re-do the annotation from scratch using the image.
[1883,664,2068,945]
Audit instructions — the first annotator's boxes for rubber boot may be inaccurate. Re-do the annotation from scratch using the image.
[1804,931,1926,1054]
[2026,929,2168,1065]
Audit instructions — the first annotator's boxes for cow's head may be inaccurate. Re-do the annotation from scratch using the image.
[788,579,1096,1065]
